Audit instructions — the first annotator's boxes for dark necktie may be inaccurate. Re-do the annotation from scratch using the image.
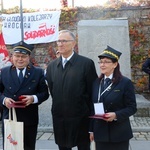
[19,69,24,83]
[104,78,111,90]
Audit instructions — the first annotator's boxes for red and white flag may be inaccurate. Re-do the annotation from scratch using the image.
[0,32,12,70]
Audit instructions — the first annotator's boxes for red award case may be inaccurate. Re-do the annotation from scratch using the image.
[10,101,26,108]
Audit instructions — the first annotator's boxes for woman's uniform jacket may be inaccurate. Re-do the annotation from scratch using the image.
[90,76,137,142]
[0,64,49,126]
[46,52,98,147]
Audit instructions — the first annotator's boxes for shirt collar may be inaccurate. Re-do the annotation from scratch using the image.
[16,67,26,75]
[62,51,74,62]
[104,73,113,80]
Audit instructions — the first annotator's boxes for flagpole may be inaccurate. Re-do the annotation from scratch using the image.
[72,0,74,7]
[0,0,3,34]
[20,0,24,41]
[1,0,3,12]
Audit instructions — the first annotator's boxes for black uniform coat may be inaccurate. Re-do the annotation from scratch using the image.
[46,52,98,147]
[90,76,137,142]
[142,58,150,89]
[0,64,49,126]
[142,58,150,74]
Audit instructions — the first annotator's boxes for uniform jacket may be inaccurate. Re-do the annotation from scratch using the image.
[0,64,49,126]
[90,76,137,142]
[46,52,98,147]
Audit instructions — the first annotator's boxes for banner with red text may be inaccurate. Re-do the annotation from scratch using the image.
[2,11,61,44]
[0,33,12,69]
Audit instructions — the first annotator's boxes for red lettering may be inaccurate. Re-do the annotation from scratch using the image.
[24,24,56,40]
[7,134,11,139]
[7,134,18,145]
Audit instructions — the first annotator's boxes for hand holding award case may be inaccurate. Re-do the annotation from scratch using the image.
[10,101,26,108]
[10,96,26,108]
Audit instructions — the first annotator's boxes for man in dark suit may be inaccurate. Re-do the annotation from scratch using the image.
[0,41,49,150]
[46,30,98,150]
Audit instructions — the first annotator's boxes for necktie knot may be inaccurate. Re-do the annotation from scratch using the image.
[64,59,67,64]
[19,68,24,71]
[63,59,68,68]
[105,78,111,84]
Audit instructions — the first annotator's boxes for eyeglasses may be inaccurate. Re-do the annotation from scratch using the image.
[13,54,29,59]
[98,61,113,64]
[56,40,74,44]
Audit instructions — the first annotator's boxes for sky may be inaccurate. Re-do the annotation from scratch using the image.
[2,0,108,9]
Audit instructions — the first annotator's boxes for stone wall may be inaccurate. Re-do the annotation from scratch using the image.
[6,6,150,92]
[76,6,150,92]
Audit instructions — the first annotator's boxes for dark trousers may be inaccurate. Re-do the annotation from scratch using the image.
[57,118,90,150]
[58,142,90,150]
[24,125,38,150]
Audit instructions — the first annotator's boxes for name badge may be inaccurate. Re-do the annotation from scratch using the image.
[94,103,104,115]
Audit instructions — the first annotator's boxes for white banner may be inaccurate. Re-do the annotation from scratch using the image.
[2,11,61,44]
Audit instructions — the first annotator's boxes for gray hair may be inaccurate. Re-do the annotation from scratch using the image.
[59,30,76,40]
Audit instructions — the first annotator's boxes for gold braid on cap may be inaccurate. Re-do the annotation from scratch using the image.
[102,50,119,60]
[13,46,31,53]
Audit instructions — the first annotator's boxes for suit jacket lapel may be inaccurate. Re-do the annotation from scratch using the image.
[102,82,117,98]
[11,68,20,86]
[11,64,32,92]
[10,67,24,93]
[21,64,32,87]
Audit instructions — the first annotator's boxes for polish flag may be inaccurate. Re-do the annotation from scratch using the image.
[0,26,12,70]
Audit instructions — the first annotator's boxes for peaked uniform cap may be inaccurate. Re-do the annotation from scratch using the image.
[12,41,34,55]
[98,46,122,60]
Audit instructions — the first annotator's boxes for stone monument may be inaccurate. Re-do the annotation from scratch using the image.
[78,19,131,78]
[77,19,150,117]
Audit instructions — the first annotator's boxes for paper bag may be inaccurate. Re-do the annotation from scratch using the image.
[4,108,24,150]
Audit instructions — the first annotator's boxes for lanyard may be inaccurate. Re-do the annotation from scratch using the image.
[98,80,112,102]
